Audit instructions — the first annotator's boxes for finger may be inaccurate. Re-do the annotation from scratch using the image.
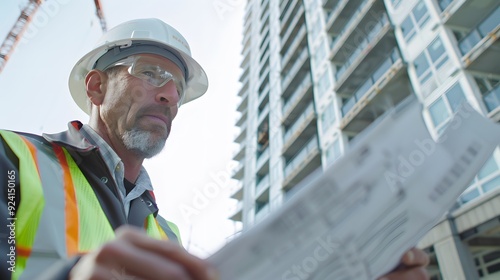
[95,239,194,280]
[115,226,218,280]
[378,266,429,280]
[70,252,126,280]
[401,248,430,267]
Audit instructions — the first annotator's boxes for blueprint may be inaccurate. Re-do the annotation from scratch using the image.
[208,98,500,280]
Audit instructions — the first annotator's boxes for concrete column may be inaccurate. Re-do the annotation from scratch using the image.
[433,219,479,280]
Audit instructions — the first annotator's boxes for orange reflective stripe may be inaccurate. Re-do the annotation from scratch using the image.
[16,245,32,258]
[52,144,79,256]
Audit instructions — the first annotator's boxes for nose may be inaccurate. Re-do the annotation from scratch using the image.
[155,80,180,106]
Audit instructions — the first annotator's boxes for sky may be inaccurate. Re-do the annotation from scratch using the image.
[0,0,245,257]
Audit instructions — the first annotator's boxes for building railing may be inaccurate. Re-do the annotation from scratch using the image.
[254,203,270,223]
[281,5,304,48]
[282,48,308,91]
[483,83,500,113]
[230,181,243,200]
[283,103,315,143]
[256,146,269,169]
[255,173,270,194]
[437,0,453,12]
[458,6,500,55]
[284,136,319,178]
[330,0,371,52]
[341,48,400,116]
[325,0,349,29]
[229,200,243,218]
[282,75,312,114]
[281,25,307,67]
[335,14,388,81]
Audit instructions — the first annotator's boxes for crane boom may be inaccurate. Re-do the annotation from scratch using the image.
[0,0,43,74]
[0,0,107,74]
[94,0,107,32]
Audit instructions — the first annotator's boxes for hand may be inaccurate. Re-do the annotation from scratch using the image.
[378,248,430,280]
[69,226,218,280]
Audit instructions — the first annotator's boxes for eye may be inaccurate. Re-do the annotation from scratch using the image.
[141,70,156,78]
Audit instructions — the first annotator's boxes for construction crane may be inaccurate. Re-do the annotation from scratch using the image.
[94,0,107,33]
[0,0,107,74]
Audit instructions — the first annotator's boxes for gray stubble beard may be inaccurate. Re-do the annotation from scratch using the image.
[122,128,167,158]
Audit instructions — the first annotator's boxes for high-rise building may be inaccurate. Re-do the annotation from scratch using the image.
[229,0,500,278]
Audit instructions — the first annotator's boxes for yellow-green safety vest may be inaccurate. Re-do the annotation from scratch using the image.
[0,131,181,280]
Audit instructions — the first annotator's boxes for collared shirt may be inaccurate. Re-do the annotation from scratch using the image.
[80,125,154,217]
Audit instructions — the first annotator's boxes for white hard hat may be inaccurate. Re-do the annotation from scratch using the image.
[69,18,208,114]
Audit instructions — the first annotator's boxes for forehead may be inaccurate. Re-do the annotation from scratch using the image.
[136,53,184,78]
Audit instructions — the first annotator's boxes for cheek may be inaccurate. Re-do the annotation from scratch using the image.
[129,80,154,103]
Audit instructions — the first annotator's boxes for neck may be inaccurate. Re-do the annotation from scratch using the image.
[88,117,144,183]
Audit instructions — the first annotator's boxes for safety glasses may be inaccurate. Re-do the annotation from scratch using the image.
[106,55,186,105]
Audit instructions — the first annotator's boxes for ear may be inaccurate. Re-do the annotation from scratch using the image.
[85,70,107,106]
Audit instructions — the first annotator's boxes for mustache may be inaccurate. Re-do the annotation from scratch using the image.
[136,105,173,119]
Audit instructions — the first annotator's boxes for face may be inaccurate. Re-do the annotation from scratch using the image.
[98,54,184,158]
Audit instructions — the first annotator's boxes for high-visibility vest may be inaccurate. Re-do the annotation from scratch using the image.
[0,130,181,280]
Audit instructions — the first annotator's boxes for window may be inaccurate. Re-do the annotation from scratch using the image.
[473,248,500,278]
[429,98,448,127]
[414,37,449,84]
[459,152,500,204]
[475,76,500,112]
[428,83,466,130]
[400,1,430,42]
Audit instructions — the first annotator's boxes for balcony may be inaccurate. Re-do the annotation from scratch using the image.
[282,75,313,118]
[341,49,401,116]
[324,0,350,36]
[323,0,341,11]
[437,0,453,12]
[281,11,305,56]
[232,141,246,161]
[283,136,321,189]
[282,103,317,157]
[484,83,500,114]
[334,15,395,95]
[330,0,384,62]
[256,146,270,170]
[459,7,500,76]
[237,94,248,113]
[441,0,498,28]
[229,200,243,222]
[239,66,250,84]
[340,50,411,133]
[236,108,247,127]
[232,162,244,180]
[281,48,309,94]
[280,0,300,31]
[240,47,251,69]
[238,77,249,97]
[254,203,270,224]
[230,182,243,200]
[234,122,247,143]
[255,173,270,197]
[332,13,389,77]
[281,25,307,68]
[258,104,270,124]
[283,103,315,143]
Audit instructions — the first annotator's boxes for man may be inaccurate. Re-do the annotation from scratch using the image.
[0,18,429,280]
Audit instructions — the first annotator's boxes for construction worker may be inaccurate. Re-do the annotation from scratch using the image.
[0,18,429,280]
